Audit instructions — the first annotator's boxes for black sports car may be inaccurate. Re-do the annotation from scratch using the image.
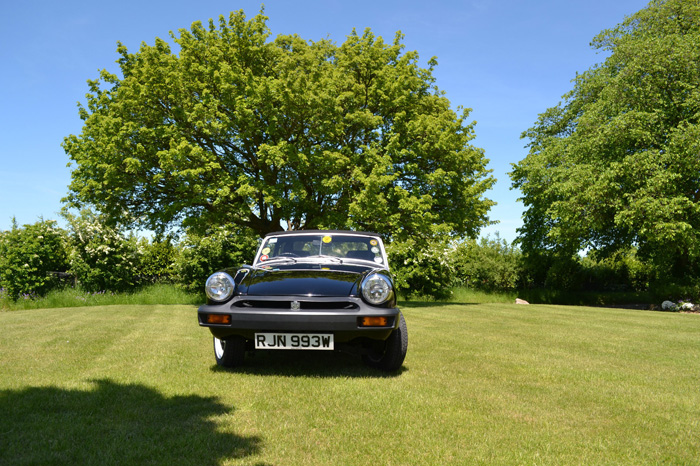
[197,230,407,372]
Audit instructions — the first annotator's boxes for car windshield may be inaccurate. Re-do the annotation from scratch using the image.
[256,234,386,267]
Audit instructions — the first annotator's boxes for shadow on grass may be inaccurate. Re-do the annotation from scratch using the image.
[210,350,407,378]
[0,379,264,466]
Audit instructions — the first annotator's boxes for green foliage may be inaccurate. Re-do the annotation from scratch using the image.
[518,247,650,295]
[0,219,69,300]
[64,211,141,293]
[387,238,455,300]
[62,9,494,241]
[581,248,650,292]
[138,236,179,283]
[452,234,522,292]
[515,245,700,305]
[174,226,257,292]
[544,255,585,292]
[511,0,700,286]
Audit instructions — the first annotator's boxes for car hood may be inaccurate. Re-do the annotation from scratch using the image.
[237,263,377,297]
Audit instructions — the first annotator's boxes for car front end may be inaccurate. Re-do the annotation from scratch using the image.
[197,231,407,371]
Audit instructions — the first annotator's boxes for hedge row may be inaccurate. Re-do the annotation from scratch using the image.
[2,217,694,303]
[0,216,519,302]
[0,217,255,301]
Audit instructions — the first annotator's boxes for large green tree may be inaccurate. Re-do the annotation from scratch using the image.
[63,10,494,241]
[511,0,700,285]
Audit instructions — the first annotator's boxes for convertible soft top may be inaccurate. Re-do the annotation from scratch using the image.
[263,230,381,237]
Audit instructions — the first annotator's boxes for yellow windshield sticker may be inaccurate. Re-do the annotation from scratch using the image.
[322,236,332,243]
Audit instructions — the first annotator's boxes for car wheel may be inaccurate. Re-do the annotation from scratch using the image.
[213,336,246,367]
[362,314,407,372]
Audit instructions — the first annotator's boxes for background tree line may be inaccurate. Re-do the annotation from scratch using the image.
[1,215,675,304]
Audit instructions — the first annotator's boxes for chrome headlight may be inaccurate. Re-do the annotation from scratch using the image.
[361,273,393,305]
[205,272,235,302]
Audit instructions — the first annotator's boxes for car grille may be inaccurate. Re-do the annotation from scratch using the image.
[233,300,359,310]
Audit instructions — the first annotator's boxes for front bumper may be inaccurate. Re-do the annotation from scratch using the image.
[198,295,400,343]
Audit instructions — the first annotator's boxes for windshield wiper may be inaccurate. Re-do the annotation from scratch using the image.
[262,256,298,264]
[308,255,344,263]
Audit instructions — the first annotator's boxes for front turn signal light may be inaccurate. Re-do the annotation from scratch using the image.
[359,316,389,327]
[206,314,231,324]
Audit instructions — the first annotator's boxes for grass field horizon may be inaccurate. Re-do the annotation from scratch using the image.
[2,303,699,465]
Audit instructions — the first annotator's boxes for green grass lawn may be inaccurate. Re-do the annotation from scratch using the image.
[2,303,699,465]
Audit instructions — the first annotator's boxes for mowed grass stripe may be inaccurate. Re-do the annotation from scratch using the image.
[1,304,698,465]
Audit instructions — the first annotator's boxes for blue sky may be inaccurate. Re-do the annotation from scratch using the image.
[0,0,649,242]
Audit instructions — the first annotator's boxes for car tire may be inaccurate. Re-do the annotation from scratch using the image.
[213,336,245,367]
[362,313,407,372]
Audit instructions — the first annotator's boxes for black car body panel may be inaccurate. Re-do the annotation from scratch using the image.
[241,266,361,297]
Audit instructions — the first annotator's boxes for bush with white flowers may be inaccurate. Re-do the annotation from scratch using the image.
[174,226,257,292]
[386,238,456,300]
[64,211,141,293]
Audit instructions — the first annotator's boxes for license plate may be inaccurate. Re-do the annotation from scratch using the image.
[254,333,334,350]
